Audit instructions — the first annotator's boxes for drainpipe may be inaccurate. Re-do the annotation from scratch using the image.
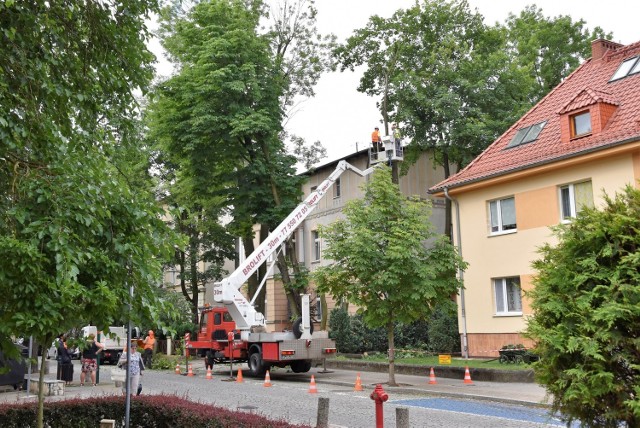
[444,187,468,359]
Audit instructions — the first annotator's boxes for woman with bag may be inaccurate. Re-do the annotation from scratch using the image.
[118,341,144,396]
[57,335,74,385]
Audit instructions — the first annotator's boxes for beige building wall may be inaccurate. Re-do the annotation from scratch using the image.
[264,149,448,328]
[454,151,639,356]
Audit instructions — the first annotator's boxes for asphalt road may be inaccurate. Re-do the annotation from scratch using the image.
[140,367,574,427]
[3,359,577,427]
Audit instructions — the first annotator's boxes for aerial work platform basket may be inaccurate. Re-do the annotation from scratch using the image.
[370,135,403,164]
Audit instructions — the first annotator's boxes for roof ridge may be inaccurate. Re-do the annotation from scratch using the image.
[606,40,640,61]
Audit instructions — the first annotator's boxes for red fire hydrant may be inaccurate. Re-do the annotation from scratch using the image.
[370,384,389,428]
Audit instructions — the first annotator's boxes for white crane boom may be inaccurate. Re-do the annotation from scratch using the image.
[212,160,377,330]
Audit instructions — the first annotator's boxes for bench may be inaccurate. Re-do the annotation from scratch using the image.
[25,377,65,396]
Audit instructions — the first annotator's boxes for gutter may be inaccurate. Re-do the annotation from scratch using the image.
[444,187,468,360]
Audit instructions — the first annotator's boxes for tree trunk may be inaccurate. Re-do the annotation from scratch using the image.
[387,320,397,386]
[276,250,301,319]
[442,151,453,241]
[189,238,199,324]
[178,249,194,323]
[37,344,47,428]
[320,294,328,330]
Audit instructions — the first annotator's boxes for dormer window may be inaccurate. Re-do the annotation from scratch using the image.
[609,56,640,82]
[506,121,547,148]
[571,111,592,138]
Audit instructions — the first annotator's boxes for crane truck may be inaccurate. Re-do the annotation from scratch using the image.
[185,160,378,377]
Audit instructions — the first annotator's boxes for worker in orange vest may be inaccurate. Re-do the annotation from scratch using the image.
[142,330,156,369]
[371,127,382,152]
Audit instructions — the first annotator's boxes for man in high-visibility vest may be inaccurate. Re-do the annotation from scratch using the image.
[371,127,382,152]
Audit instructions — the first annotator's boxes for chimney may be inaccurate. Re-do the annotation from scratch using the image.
[591,39,623,60]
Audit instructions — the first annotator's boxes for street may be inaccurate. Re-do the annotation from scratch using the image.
[138,365,573,427]
[1,359,578,427]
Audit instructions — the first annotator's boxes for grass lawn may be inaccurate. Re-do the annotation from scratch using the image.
[337,354,535,371]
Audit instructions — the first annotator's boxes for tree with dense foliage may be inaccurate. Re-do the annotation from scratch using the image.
[335,0,611,239]
[313,166,464,385]
[526,185,640,427]
[502,5,611,103]
[0,1,179,426]
[150,0,334,319]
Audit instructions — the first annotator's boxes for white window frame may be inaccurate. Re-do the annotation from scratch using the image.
[571,111,591,137]
[488,197,517,235]
[312,230,320,262]
[494,277,522,316]
[559,181,593,222]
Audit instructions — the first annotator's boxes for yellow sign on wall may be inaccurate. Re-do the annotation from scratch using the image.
[438,354,452,365]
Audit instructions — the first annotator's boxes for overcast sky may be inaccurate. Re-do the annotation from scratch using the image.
[149,1,638,165]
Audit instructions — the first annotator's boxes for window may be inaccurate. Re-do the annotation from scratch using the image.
[312,230,320,261]
[310,185,317,192]
[506,121,547,148]
[560,181,594,220]
[610,56,640,81]
[489,197,516,234]
[494,277,522,315]
[571,111,591,137]
[333,178,341,198]
[316,297,323,322]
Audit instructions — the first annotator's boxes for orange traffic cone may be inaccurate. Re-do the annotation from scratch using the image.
[236,368,244,383]
[308,375,318,394]
[187,364,194,377]
[175,363,181,375]
[264,370,272,387]
[428,367,437,385]
[463,366,473,384]
[205,367,213,380]
[354,372,363,391]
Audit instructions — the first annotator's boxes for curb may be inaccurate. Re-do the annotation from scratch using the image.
[324,360,536,383]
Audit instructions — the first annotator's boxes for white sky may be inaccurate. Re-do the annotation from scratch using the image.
[149,1,638,164]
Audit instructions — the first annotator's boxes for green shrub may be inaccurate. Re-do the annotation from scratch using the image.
[329,303,460,355]
[152,353,181,370]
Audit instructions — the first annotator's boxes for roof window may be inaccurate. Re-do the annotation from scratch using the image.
[609,56,640,82]
[506,121,547,148]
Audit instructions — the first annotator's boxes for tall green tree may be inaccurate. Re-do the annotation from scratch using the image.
[335,0,611,239]
[150,0,334,320]
[502,5,611,103]
[313,166,464,385]
[526,185,640,427]
[0,1,178,426]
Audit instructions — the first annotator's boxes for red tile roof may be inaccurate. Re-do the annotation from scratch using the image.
[430,40,640,193]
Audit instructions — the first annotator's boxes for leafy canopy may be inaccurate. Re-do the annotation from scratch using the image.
[314,166,464,327]
[526,185,640,427]
[0,0,178,351]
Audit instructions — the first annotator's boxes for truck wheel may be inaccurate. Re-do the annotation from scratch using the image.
[289,359,312,373]
[292,318,314,339]
[248,352,267,378]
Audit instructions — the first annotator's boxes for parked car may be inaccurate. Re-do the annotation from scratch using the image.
[0,343,28,390]
[46,341,80,360]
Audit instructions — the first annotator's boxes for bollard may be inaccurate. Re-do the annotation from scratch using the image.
[316,396,330,428]
[396,407,410,428]
[369,384,389,428]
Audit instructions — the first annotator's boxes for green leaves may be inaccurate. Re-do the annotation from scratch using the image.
[526,185,640,426]
[314,166,464,328]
